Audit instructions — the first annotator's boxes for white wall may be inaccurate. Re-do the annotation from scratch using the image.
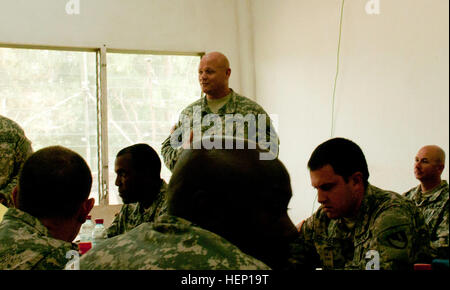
[1,0,448,224]
[0,0,257,211]
[251,0,449,223]
[0,0,251,95]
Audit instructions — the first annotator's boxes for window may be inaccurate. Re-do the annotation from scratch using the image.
[107,52,200,204]
[0,47,99,202]
[0,45,202,205]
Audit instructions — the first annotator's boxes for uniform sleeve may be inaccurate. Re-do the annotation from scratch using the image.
[106,206,126,238]
[261,114,280,158]
[33,246,74,270]
[249,107,280,160]
[0,176,18,207]
[161,107,194,173]
[154,195,168,219]
[0,131,33,207]
[289,216,321,270]
[365,205,432,270]
[161,132,184,172]
[432,201,449,259]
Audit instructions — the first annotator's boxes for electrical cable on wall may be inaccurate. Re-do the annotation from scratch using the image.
[311,0,345,216]
[331,0,345,138]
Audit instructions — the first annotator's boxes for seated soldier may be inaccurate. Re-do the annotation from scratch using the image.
[404,145,449,259]
[0,146,94,270]
[106,143,168,238]
[294,138,432,270]
[80,137,298,270]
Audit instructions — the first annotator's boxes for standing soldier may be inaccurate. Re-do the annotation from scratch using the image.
[161,52,279,171]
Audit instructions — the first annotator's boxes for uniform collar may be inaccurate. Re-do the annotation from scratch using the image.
[154,214,194,229]
[201,88,237,114]
[139,179,168,214]
[3,208,50,237]
[418,180,448,203]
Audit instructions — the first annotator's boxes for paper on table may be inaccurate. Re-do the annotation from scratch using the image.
[0,203,7,222]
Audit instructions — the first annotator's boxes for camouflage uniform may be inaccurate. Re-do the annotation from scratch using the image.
[294,184,432,270]
[404,180,449,259]
[0,208,77,270]
[161,89,279,171]
[0,115,33,207]
[80,214,271,270]
[106,180,168,238]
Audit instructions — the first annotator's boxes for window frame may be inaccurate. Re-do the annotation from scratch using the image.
[0,42,204,205]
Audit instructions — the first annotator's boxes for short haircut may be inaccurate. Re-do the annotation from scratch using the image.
[116,143,161,179]
[168,137,292,230]
[308,137,370,188]
[18,146,92,219]
[166,137,294,270]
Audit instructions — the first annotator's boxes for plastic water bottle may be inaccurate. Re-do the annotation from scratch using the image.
[92,219,107,247]
[79,215,94,244]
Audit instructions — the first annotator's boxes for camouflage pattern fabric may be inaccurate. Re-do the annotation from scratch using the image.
[106,181,168,238]
[161,89,279,171]
[286,235,321,270]
[0,208,77,270]
[296,184,432,270]
[80,214,271,270]
[0,115,33,207]
[404,180,449,259]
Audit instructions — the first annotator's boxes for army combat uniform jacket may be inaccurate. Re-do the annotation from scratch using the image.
[295,184,432,270]
[0,208,77,270]
[80,214,271,270]
[404,180,449,259]
[0,115,33,207]
[106,180,169,238]
[161,89,279,171]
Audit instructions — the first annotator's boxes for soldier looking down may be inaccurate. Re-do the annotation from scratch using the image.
[106,144,168,238]
[294,138,432,270]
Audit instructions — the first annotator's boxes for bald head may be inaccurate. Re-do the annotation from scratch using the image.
[198,52,231,99]
[414,145,446,184]
[419,145,446,165]
[201,52,230,70]
[167,139,297,269]
[168,145,291,222]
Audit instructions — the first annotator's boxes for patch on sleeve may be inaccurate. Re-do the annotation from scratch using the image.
[387,231,408,249]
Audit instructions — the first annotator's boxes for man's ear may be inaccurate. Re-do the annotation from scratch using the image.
[226,68,231,78]
[350,172,364,189]
[76,198,95,224]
